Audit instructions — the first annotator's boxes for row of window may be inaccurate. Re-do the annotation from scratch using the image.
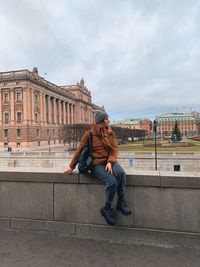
[4,140,57,149]
[4,129,56,138]
[2,91,73,107]
[3,112,68,124]
[3,112,40,123]
[2,91,41,103]
[3,112,22,123]
[160,118,196,121]
[4,129,21,138]
[159,127,196,131]
[158,131,198,135]
[3,91,22,102]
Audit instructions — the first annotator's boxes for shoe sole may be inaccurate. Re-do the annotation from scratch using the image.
[116,207,132,216]
[100,208,116,226]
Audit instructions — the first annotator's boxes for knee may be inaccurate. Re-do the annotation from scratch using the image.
[107,176,118,188]
[117,169,126,179]
[113,163,126,178]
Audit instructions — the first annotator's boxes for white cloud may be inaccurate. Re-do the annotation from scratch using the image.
[0,0,200,120]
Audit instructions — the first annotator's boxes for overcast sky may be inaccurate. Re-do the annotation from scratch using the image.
[0,0,200,121]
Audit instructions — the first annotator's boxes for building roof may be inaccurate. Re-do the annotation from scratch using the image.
[112,118,151,125]
[156,112,200,122]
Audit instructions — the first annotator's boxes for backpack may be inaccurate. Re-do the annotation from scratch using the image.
[78,131,93,175]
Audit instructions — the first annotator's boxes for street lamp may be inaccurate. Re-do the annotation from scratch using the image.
[160,119,163,143]
[48,136,51,153]
[153,120,158,170]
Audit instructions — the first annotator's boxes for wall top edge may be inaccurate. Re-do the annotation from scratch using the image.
[0,171,200,188]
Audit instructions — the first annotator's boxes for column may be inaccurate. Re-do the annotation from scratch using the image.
[71,104,74,124]
[61,101,64,124]
[47,95,51,124]
[63,102,66,125]
[44,94,47,125]
[31,90,35,124]
[49,96,53,124]
[53,98,57,124]
[68,103,71,124]
[26,89,31,123]
[23,89,28,122]
[67,102,70,124]
[58,100,62,124]
[10,89,15,125]
[40,92,44,125]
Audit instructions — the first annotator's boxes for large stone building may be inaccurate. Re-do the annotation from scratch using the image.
[112,118,152,135]
[0,68,103,148]
[156,112,200,137]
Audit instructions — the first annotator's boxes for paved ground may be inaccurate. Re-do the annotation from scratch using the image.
[0,230,199,267]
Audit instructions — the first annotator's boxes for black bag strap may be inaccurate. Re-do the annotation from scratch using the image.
[88,131,93,155]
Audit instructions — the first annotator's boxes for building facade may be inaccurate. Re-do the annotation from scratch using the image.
[112,118,152,135]
[156,112,200,137]
[0,68,103,148]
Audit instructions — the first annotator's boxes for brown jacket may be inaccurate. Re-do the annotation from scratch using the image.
[70,124,118,170]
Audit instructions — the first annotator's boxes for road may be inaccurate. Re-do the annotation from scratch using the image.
[0,230,199,267]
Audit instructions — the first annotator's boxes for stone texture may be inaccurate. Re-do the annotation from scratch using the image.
[0,172,78,183]
[0,182,53,220]
[79,173,102,184]
[134,187,200,233]
[11,218,75,234]
[0,217,10,229]
[75,223,200,249]
[127,172,160,187]
[54,183,134,227]
[0,170,200,246]
[160,171,200,188]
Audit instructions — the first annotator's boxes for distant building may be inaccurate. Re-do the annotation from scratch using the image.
[112,118,152,135]
[156,112,200,137]
[0,68,103,148]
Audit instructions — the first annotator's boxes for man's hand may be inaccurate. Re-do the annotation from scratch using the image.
[64,167,73,174]
[105,162,113,174]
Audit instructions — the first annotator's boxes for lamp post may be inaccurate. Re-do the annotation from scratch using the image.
[153,120,158,171]
[48,136,51,153]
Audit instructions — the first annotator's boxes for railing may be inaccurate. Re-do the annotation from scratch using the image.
[0,151,200,172]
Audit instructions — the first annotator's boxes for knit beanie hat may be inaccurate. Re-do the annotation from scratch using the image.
[94,111,108,124]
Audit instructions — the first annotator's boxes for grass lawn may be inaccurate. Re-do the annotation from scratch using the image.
[119,139,200,152]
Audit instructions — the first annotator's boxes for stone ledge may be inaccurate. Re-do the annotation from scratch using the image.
[3,218,200,249]
[79,173,103,184]
[127,175,160,187]
[0,217,10,229]
[161,176,200,188]
[79,172,161,187]
[75,223,200,249]
[0,172,78,183]
[160,171,200,188]
[11,218,76,234]
[1,170,200,188]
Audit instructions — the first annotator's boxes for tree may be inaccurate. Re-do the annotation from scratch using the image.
[60,123,145,149]
[171,121,182,142]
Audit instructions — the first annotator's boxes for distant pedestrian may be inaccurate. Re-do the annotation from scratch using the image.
[64,111,131,225]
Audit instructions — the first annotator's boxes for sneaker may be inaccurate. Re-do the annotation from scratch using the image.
[100,207,116,225]
[116,198,132,216]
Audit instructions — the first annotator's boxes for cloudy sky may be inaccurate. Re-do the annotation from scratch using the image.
[0,0,200,121]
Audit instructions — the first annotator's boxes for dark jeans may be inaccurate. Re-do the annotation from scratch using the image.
[91,161,126,204]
